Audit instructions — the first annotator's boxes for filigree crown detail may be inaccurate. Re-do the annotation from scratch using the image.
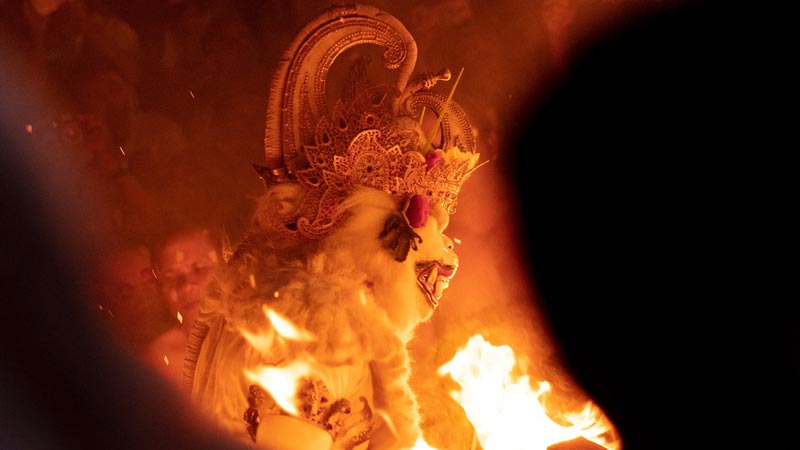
[256,4,481,239]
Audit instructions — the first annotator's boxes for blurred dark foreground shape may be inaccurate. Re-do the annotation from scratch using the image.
[0,52,250,450]
[508,1,793,449]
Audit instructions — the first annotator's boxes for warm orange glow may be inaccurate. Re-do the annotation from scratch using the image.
[239,327,275,351]
[240,306,319,417]
[438,334,619,450]
[411,437,438,449]
[264,306,316,342]
[176,311,183,324]
[245,357,315,416]
[358,288,368,306]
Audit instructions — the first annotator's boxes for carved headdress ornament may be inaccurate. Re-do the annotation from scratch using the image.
[256,4,482,240]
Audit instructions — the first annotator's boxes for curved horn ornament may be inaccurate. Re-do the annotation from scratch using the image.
[260,4,481,240]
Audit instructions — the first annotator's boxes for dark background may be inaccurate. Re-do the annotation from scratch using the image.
[506,1,794,449]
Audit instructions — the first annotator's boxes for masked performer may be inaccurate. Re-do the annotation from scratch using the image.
[186,5,481,450]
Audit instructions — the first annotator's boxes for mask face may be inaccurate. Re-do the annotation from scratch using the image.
[392,202,459,331]
[325,189,461,340]
[408,212,458,310]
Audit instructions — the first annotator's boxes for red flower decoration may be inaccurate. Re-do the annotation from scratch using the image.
[425,150,444,171]
[405,194,429,228]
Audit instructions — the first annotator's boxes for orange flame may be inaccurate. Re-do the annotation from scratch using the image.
[239,327,275,352]
[264,306,316,342]
[411,437,438,449]
[245,357,316,416]
[240,305,319,417]
[438,334,619,450]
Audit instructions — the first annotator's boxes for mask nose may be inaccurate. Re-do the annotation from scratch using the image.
[441,234,459,269]
[442,234,454,250]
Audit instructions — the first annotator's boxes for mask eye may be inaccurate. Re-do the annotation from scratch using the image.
[442,235,455,251]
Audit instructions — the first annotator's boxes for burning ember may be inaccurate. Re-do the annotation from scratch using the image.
[438,334,619,450]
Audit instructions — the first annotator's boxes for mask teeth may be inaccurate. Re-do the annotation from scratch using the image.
[426,266,438,285]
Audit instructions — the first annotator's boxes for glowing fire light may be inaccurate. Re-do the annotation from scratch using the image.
[239,327,275,351]
[25,124,32,133]
[438,334,619,450]
[245,358,315,416]
[176,311,183,324]
[359,289,367,306]
[411,437,438,449]
[242,306,319,417]
[264,306,316,342]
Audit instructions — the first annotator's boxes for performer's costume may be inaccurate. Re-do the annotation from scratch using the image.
[185,5,481,449]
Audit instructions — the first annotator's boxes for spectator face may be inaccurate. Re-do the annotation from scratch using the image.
[54,112,119,174]
[102,245,156,299]
[156,229,217,328]
[97,245,162,349]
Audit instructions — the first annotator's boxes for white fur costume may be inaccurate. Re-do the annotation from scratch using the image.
[186,186,459,449]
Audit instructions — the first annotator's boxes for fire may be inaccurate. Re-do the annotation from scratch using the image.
[438,334,619,450]
[240,305,319,417]
[245,357,315,416]
[239,305,317,352]
[264,306,316,342]
[411,437,438,449]
[239,308,616,449]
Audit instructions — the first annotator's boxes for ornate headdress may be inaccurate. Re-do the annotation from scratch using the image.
[255,4,481,240]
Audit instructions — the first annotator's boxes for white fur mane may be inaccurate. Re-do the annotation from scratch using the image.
[196,185,423,448]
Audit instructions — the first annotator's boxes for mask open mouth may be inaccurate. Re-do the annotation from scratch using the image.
[415,261,457,308]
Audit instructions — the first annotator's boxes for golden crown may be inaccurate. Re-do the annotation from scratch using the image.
[255,4,482,239]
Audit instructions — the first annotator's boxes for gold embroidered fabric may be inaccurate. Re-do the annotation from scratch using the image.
[246,378,376,450]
